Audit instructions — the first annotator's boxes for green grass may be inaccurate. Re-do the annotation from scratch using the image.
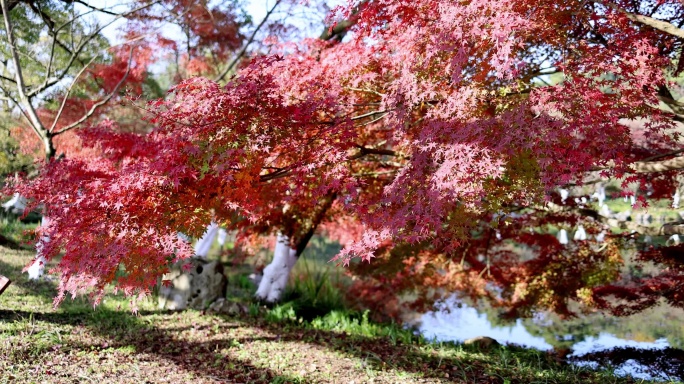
[0,246,678,383]
[0,217,37,247]
[279,257,348,321]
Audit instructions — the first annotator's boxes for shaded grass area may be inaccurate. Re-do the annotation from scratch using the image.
[0,247,669,383]
[0,218,36,249]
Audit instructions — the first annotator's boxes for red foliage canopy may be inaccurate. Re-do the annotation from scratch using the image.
[12,0,684,314]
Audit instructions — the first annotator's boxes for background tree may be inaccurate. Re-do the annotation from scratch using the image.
[0,0,161,160]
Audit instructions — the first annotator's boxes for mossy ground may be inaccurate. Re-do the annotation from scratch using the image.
[0,246,673,384]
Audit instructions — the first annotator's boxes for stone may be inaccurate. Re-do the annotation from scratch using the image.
[614,211,632,222]
[596,185,606,207]
[158,257,227,310]
[464,336,499,349]
[27,216,52,280]
[207,298,247,315]
[557,229,568,245]
[599,204,612,217]
[640,213,653,225]
[666,234,681,247]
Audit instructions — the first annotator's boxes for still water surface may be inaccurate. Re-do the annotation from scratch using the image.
[416,296,681,381]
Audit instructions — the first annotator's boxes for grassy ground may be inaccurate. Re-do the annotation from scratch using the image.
[0,217,37,248]
[0,247,670,384]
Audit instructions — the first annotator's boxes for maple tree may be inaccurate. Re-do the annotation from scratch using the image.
[8,0,684,317]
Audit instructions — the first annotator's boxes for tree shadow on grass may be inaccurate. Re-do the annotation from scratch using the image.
[1,308,304,383]
[0,252,660,383]
[0,253,58,295]
[0,306,649,384]
[234,317,651,384]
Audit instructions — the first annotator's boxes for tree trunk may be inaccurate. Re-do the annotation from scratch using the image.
[27,216,50,280]
[43,135,55,161]
[254,194,337,302]
[194,221,219,258]
[254,233,298,302]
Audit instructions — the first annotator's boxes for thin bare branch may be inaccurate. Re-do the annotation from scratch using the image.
[591,152,684,174]
[27,0,160,98]
[49,53,102,132]
[214,0,282,82]
[1,0,47,135]
[359,112,389,126]
[53,47,134,136]
[640,149,684,163]
[73,0,120,16]
[0,73,16,83]
[0,82,35,132]
[597,0,684,39]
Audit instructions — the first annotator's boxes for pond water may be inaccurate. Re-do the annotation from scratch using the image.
[416,296,683,381]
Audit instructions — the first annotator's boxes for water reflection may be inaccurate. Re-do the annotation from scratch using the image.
[570,334,671,381]
[419,297,553,350]
[417,296,678,380]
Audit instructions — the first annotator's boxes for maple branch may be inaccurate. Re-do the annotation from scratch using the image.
[319,0,367,41]
[347,145,402,161]
[214,0,282,82]
[53,47,134,136]
[359,112,390,126]
[350,109,392,121]
[29,1,85,97]
[292,193,337,256]
[261,145,406,181]
[321,19,354,41]
[597,1,684,39]
[0,0,19,15]
[562,149,684,188]
[345,87,385,97]
[590,150,684,174]
[541,201,684,237]
[631,156,684,173]
[259,167,293,182]
[352,170,398,178]
[640,148,684,163]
